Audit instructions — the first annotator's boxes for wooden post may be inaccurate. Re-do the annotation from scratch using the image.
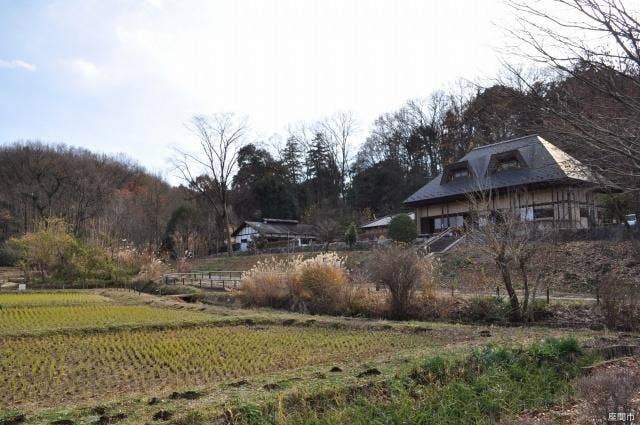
[546,287,550,304]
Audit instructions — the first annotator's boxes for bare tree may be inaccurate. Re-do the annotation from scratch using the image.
[504,0,640,190]
[172,113,248,255]
[466,188,549,321]
[319,111,360,197]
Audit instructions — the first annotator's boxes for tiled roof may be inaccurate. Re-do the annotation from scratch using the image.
[404,135,604,206]
[361,213,415,229]
[233,220,317,237]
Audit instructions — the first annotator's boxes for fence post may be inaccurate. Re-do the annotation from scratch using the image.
[546,287,550,304]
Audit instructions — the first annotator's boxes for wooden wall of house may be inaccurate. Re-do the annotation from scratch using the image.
[414,186,602,234]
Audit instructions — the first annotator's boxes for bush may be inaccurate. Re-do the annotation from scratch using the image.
[8,218,120,282]
[599,274,640,331]
[236,256,297,309]
[339,271,386,317]
[237,253,348,314]
[461,297,510,324]
[134,254,169,283]
[387,214,417,243]
[578,365,640,422]
[294,252,347,314]
[368,246,436,319]
[344,222,357,248]
[0,243,18,266]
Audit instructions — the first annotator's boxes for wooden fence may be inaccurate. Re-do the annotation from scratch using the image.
[161,271,243,290]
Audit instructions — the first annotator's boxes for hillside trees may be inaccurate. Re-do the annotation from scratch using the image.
[0,142,177,254]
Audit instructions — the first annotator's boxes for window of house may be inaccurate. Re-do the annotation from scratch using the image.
[488,151,526,175]
[452,168,469,179]
[449,215,464,227]
[533,207,554,219]
[434,217,447,230]
[520,207,534,221]
[496,158,520,171]
[434,215,464,230]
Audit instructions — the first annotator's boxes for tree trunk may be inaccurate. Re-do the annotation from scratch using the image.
[498,260,521,321]
[519,262,530,320]
[223,202,233,256]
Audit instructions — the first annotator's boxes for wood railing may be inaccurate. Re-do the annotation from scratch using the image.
[161,270,243,290]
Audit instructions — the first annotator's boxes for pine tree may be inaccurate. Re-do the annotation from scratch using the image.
[281,136,302,185]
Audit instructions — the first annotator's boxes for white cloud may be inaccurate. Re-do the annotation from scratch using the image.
[0,59,36,71]
[69,59,101,79]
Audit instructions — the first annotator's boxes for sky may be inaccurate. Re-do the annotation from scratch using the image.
[0,0,512,181]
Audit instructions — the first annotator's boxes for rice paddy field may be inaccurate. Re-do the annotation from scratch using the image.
[0,289,607,425]
[0,291,110,307]
[0,304,223,336]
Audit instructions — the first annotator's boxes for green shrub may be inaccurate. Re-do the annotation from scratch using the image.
[461,297,510,324]
[387,214,417,243]
[8,218,120,283]
[344,222,357,248]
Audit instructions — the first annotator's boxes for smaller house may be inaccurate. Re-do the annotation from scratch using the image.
[360,213,415,239]
[232,218,318,252]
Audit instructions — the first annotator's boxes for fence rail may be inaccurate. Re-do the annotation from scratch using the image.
[161,271,243,290]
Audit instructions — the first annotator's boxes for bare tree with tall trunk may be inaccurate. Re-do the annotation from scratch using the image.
[172,113,248,255]
[319,111,360,198]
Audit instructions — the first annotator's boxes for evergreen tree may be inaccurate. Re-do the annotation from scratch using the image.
[344,222,357,248]
[304,133,340,206]
[281,136,302,185]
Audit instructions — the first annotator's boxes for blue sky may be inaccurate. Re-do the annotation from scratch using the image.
[0,0,510,179]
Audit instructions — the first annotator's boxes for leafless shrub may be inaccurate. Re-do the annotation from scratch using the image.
[341,272,386,317]
[577,366,640,423]
[599,274,640,331]
[368,245,437,319]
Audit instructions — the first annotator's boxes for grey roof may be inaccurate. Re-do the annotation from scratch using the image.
[233,219,318,237]
[361,213,415,229]
[404,135,604,206]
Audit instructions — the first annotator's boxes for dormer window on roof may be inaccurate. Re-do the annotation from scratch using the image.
[442,161,472,183]
[452,168,469,179]
[487,150,527,175]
